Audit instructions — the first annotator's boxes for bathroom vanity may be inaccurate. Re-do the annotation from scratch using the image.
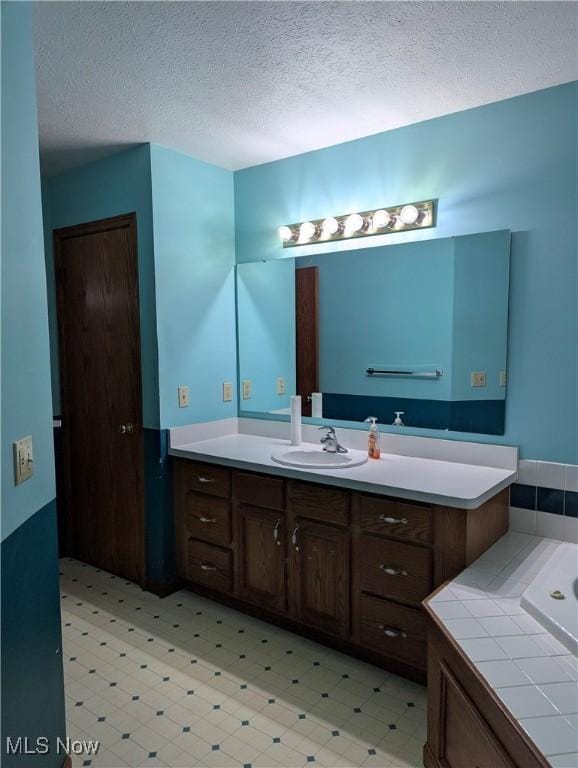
[171,428,515,683]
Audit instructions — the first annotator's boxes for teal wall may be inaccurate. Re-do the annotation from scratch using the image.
[43,144,237,430]
[451,230,510,401]
[1,0,56,540]
[43,145,160,428]
[1,4,66,765]
[150,144,237,428]
[234,83,578,462]
[237,259,296,412]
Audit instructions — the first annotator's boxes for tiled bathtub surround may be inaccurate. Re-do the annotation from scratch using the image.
[429,532,578,766]
[509,461,578,543]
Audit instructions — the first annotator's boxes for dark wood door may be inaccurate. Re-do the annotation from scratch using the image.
[295,267,319,417]
[238,504,286,611]
[291,519,349,638]
[54,213,145,585]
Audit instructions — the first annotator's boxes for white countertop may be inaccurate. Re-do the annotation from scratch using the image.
[168,432,516,509]
[428,532,578,766]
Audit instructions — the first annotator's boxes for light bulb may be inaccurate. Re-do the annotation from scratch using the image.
[372,209,392,229]
[321,217,339,237]
[344,213,364,234]
[278,225,295,242]
[399,204,421,225]
[299,221,316,241]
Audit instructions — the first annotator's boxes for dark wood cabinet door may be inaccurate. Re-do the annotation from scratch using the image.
[238,505,286,612]
[291,520,349,638]
[436,662,515,768]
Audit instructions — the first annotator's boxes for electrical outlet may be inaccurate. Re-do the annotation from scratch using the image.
[13,436,33,485]
[241,380,252,399]
[222,381,233,402]
[471,371,487,387]
[499,371,507,387]
[276,377,286,395]
[177,385,190,408]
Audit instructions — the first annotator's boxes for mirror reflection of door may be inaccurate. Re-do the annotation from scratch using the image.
[295,266,319,417]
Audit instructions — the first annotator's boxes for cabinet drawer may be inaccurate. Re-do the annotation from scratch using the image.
[186,539,232,594]
[180,461,231,498]
[289,481,350,525]
[359,594,426,669]
[235,471,285,511]
[360,495,432,543]
[360,535,432,603]
[185,493,231,546]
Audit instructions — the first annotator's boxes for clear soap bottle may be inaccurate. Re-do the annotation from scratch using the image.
[364,416,381,459]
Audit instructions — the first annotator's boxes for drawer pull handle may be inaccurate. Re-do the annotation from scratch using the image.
[379,625,407,639]
[198,476,215,484]
[273,518,281,545]
[198,516,217,524]
[199,563,217,571]
[380,565,408,577]
[378,515,408,525]
[291,525,300,551]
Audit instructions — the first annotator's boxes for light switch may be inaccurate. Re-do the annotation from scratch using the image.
[241,380,252,399]
[13,436,34,485]
[471,371,487,387]
[276,377,286,395]
[178,385,190,408]
[222,381,233,402]
[499,371,507,387]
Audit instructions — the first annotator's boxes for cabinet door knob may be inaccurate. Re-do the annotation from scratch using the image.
[379,565,408,577]
[119,423,134,434]
[197,476,215,484]
[198,516,217,524]
[199,563,217,571]
[378,625,407,639]
[378,515,408,525]
[273,518,281,545]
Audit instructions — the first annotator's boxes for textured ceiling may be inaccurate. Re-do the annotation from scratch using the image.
[34,1,577,175]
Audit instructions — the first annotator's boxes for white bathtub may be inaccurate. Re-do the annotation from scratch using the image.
[521,541,578,656]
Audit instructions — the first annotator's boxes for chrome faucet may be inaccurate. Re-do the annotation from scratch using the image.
[318,426,348,453]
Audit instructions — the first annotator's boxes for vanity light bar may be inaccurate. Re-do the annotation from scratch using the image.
[279,199,436,248]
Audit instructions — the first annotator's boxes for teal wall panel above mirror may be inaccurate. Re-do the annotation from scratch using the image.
[236,229,510,434]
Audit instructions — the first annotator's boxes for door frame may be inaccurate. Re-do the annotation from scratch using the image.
[53,212,145,585]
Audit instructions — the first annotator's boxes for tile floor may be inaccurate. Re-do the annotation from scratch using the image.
[61,559,426,768]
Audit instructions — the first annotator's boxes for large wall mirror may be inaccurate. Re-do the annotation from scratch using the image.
[236,230,510,435]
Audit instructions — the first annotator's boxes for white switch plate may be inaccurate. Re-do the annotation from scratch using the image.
[177,385,190,408]
[222,381,233,402]
[471,371,487,387]
[241,380,252,399]
[13,436,33,485]
[499,370,507,387]
[276,377,286,395]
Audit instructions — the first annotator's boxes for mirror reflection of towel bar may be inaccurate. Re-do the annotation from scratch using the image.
[366,367,443,379]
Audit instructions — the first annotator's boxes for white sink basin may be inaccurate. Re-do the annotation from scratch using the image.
[271,447,368,469]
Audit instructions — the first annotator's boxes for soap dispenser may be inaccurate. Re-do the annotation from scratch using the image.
[364,417,381,459]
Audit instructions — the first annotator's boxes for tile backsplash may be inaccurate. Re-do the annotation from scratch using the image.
[509,461,578,543]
